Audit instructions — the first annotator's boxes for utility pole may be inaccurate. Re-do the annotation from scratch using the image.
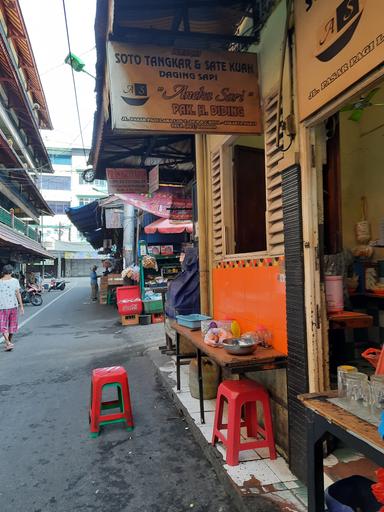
[123,204,135,267]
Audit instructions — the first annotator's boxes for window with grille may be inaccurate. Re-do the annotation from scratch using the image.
[78,173,107,188]
[211,149,224,261]
[264,90,285,255]
[46,201,71,214]
[210,136,267,260]
[39,175,71,190]
[78,197,96,206]
[209,90,287,260]
[48,153,72,166]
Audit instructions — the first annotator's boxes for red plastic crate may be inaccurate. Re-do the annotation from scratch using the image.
[117,286,142,315]
[151,313,164,324]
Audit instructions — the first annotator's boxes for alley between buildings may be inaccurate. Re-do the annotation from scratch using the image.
[0,279,239,512]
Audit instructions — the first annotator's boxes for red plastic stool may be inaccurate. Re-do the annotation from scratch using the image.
[89,366,134,437]
[212,379,277,466]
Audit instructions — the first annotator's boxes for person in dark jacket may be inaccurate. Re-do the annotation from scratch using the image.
[90,265,99,302]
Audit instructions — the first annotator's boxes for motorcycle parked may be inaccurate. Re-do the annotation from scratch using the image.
[47,278,66,291]
[21,283,43,306]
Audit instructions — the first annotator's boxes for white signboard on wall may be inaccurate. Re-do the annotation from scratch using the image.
[105,208,123,229]
[107,42,262,134]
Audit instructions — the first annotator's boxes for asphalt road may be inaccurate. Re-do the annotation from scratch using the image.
[0,279,237,512]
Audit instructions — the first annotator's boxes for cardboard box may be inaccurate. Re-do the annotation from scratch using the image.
[160,245,173,255]
[107,274,124,287]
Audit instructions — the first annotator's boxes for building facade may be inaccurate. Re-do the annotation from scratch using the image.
[90,0,384,489]
[0,0,54,267]
[38,145,108,276]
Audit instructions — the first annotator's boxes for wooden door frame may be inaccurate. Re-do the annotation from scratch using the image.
[300,70,384,392]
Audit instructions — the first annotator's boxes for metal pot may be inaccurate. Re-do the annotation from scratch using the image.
[222,338,256,356]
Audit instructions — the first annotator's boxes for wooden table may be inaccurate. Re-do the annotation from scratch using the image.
[299,392,384,511]
[171,321,287,424]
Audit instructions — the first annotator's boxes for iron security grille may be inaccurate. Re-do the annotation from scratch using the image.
[282,164,309,484]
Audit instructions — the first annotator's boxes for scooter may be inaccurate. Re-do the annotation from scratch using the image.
[21,283,43,306]
[47,278,66,291]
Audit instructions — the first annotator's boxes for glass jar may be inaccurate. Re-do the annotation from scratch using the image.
[337,365,358,398]
[345,372,368,411]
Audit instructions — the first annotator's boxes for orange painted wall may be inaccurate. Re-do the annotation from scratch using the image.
[212,261,287,354]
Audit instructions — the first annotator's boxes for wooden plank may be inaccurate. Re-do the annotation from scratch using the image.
[270,243,284,255]
[269,221,284,235]
[300,394,384,452]
[269,197,283,211]
[269,209,283,222]
[267,174,282,189]
[328,311,373,329]
[268,151,284,167]
[268,187,282,201]
[270,232,284,245]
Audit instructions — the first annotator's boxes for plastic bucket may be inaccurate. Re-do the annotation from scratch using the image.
[325,275,344,313]
[325,475,381,512]
[189,358,219,400]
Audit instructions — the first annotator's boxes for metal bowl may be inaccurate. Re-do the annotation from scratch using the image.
[222,338,256,356]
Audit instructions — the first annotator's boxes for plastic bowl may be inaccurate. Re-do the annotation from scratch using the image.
[222,338,256,355]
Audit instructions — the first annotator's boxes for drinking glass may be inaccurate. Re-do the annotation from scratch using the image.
[345,372,368,412]
[371,375,384,421]
[337,365,357,398]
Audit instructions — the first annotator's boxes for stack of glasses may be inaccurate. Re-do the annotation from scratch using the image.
[338,366,384,424]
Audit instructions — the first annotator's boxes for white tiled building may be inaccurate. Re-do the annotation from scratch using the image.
[39,146,107,243]
[38,146,107,276]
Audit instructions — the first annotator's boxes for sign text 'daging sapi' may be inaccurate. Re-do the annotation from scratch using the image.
[107,42,262,134]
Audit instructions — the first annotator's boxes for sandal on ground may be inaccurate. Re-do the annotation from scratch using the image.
[4,343,14,351]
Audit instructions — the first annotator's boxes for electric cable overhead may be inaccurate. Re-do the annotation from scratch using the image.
[61,0,87,161]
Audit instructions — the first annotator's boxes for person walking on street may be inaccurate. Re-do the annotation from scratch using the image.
[90,265,99,302]
[0,264,24,351]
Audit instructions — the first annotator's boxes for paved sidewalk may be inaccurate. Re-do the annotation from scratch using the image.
[0,282,238,512]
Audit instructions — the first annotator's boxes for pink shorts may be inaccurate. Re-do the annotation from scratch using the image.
[0,308,18,334]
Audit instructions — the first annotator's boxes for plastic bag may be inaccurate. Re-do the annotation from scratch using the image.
[204,327,232,347]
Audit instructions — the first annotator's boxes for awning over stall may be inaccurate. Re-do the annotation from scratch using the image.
[65,201,102,233]
[65,201,104,249]
[144,218,193,234]
[117,190,192,220]
[0,223,54,259]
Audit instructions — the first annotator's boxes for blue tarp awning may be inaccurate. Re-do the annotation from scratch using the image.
[66,201,104,248]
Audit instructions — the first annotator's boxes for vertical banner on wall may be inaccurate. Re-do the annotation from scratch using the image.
[295,0,384,120]
[148,165,159,194]
[107,42,262,134]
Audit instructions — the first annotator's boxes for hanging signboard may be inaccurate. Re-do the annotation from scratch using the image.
[295,0,384,120]
[148,165,160,194]
[106,168,148,194]
[107,42,262,134]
